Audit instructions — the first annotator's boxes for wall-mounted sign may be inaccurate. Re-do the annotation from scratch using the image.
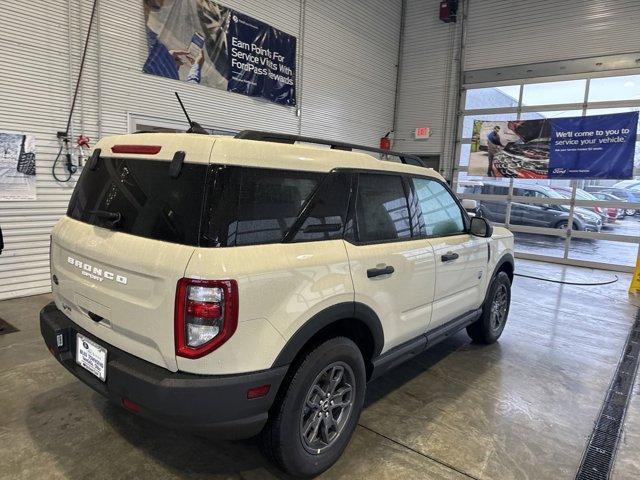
[0,131,36,200]
[469,112,638,179]
[414,127,431,139]
[142,0,297,106]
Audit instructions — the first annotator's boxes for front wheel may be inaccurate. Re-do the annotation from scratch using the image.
[625,208,636,216]
[467,271,511,344]
[261,337,366,478]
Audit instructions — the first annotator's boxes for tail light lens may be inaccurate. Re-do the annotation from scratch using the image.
[175,278,238,359]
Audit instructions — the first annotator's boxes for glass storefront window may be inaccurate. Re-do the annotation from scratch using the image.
[459,73,640,270]
[588,74,640,103]
[522,80,586,106]
[464,85,520,110]
[521,110,583,120]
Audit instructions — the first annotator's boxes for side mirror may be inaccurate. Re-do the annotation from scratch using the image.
[470,216,493,238]
[461,199,478,211]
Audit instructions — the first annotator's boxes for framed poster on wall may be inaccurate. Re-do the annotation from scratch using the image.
[0,131,36,200]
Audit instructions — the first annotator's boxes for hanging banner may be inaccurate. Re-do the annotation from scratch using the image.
[0,132,36,200]
[142,0,296,106]
[469,112,638,179]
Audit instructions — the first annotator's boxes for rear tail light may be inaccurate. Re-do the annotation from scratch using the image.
[175,278,238,359]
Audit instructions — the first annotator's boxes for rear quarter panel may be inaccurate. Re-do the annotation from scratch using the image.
[181,240,354,374]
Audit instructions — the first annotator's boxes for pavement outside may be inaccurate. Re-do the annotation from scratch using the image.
[1,259,639,479]
[514,215,639,267]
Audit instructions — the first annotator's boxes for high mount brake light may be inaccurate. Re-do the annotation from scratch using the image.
[111,145,162,155]
[175,278,238,359]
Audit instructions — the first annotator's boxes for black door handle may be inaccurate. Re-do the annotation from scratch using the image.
[367,265,395,278]
[441,252,459,262]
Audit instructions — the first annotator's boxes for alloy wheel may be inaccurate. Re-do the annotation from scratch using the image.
[490,284,508,331]
[299,362,355,455]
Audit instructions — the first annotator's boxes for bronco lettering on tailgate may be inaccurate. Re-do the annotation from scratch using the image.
[67,256,128,285]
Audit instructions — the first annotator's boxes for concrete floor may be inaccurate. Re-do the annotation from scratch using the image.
[1,259,639,479]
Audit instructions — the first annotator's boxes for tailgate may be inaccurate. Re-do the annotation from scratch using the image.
[51,217,194,371]
[50,134,213,371]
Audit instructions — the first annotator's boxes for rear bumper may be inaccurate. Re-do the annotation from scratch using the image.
[40,302,287,439]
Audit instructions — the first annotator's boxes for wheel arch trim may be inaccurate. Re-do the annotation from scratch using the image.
[270,302,385,368]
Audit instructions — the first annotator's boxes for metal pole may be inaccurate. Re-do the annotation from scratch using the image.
[563,78,591,259]
[447,0,468,181]
[391,0,406,141]
[96,0,103,138]
[504,84,524,228]
[296,0,306,134]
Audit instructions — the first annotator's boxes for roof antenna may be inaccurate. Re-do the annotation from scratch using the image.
[175,92,208,135]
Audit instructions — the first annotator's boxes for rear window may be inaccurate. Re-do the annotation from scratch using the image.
[67,157,208,245]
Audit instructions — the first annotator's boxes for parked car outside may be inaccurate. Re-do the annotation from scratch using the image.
[589,192,625,221]
[583,186,639,216]
[462,182,602,231]
[551,186,609,224]
[612,179,640,190]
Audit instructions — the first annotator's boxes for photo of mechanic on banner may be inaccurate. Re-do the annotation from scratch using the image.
[469,119,550,178]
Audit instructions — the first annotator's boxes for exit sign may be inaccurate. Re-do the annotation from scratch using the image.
[414,127,431,139]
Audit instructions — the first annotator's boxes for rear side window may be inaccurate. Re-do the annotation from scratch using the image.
[204,166,323,247]
[411,178,465,236]
[355,174,411,243]
[293,172,351,243]
[67,158,207,245]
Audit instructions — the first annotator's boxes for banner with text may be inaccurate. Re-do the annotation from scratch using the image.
[142,0,296,106]
[469,112,638,179]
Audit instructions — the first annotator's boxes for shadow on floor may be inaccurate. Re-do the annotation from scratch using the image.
[23,333,484,479]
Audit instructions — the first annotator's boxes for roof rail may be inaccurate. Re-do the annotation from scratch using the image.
[234,130,426,168]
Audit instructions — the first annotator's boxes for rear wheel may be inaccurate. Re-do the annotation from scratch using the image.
[624,208,636,216]
[467,271,511,344]
[261,337,366,478]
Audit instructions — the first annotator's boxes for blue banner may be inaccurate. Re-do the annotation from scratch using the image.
[142,0,296,107]
[227,12,296,106]
[549,112,638,179]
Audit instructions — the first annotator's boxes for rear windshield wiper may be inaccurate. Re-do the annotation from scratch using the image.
[88,209,122,228]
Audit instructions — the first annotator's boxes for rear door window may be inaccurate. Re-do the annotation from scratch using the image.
[355,174,411,243]
[67,158,208,245]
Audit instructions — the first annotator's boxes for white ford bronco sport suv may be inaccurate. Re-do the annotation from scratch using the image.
[41,130,514,478]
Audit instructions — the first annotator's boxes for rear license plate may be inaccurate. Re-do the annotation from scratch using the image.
[76,333,107,381]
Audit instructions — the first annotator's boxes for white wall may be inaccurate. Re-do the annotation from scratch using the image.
[394,0,640,177]
[0,0,402,299]
[464,0,640,71]
[393,0,462,173]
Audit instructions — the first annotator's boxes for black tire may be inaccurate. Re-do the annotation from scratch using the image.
[555,220,579,230]
[624,208,636,216]
[467,271,511,344]
[261,336,366,478]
